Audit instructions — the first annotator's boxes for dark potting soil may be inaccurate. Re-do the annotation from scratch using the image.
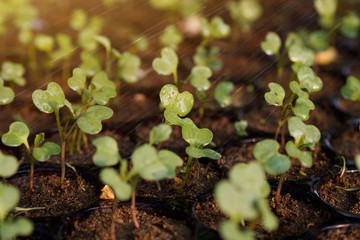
[333,97,360,118]
[63,202,193,240]
[329,128,360,160]
[194,190,326,239]
[6,169,101,217]
[308,223,360,240]
[316,171,360,215]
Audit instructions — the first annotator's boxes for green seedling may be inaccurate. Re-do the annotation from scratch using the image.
[0,183,33,240]
[1,121,60,191]
[193,46,223,72]
[234,120,248,137]
[92,124,182,235]
[341,75,360,102]
[215,162,278,240]
[214,81,235,108]
[116,51,142,84]
[0,151,19,179]
[159,25,184,51]
[226,0,263,33]
[152,47,179,85]
[0,61,26,105]
[51,33,76,80]
[314,0,338,29]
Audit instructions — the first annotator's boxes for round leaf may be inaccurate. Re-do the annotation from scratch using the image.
[292,97,315,120]
[264,82,285,106]
[152,47,178,76]
[68,68,86,94]
[149,124,172,145]
[189,66,212,91]
[185,146,221,160]
[263,153,291,176]
[32,142,60,162]
[0,85,14,105]
[285,141,313,168]
[288,45,315,66]
[261,32,281,56]
[214,81,234,108]
[297,66,323,93]
[92,136,120,167]
[0,151,18,178]
[32,82,65,113]
[253,139,279,163]
[182,122,213,147]
[1,122,29,147]
[341,75,360,101]
[0,183,19,220]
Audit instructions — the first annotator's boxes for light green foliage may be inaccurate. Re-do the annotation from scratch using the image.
[253,139,291,175]
[307,30,330,51]
[51,33,75,61]
[1,61,26,86]
[77,105,113,134]
[288,44,315,68]
[193,46,223,71]
[200,16,231,40]
[341,75,360,101]
[0,183,19,221]
[32,142,61,162]
[227,0,262,32]
[234,120,248,137]
[0,151,18,178]
[292,97,315,120]
[182,122,221,160]
[95,35,111,54]
[189,66,212,91]
[285,141,312,168]
[34,34,54,54]
[219,221,255,240]
[1,121,30,149]
[160,84,194,120]
[264,82,285,106]
[215,162,278,239]
[0,78,14,105]
[340,12,360,38]
[261,32,281,56]
[69,8,87,31]
[32,82,67,114]
[152,47,178,76]
[79,51,102,76]
[131,35,149,52]
[214,81,234,107]
[117,52,141,83]
[314,0,338,28]
[287,116,320,150]
[297,66,323,93]
[159,25,184,50]
[100,168,132,201]
[68,68,86,94]
[92,136,121,167]
[149,123,172,145]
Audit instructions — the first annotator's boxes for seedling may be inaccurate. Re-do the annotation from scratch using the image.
[0,61,26,105]
[159,25,184,51]
[234,120,248,137]
[152,47,179,86]
[215,162,278,240]
[1,121,60,191]
[92,123,182,236]
[341,75,360,102]
[0,151,19,179]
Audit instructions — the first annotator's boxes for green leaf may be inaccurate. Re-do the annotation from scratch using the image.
[189,66,212,91]
[68,68,86,94]
[159,84,194,117]
[193,46,223,71]
[264,82,285,106]
[285,32,303,49]
[12,217,34,236]
[288,116,320,149]
[201,16,231,39]
[0,83,14,105]
[292,97,315,121]
[79,50,102,76]
[263,153,291,176]
[34,133,45,147]
[90,71,117,105]
[34,34,54,53]
[149,124,172,145]
[182,122,213,147]
[1,61,26,86]
[340,12,360,38]
[0,183,19,221]
[214,81,234,107]
[152,47,178,76]
[132,144,182,181]
[117,52,141,83]
[341,75,360,101]
[94,35,111,53]
[289,81,309,99]
[77,106,113,134]
[185,146,221,160]
[92,136,120,167]
[355,154,360,170]
[253,139,279,163]
[288,45,315,66]
[297,66,323,93]
[32,82,66,113]
[234,120,248,137]
[69,8,87,30]
[1,122,29,148]
[314,0,337,17]
[32,142,60,162]
[308,30,329,51]
[219,221,255,240]
[0,151,18,178]
[285,140,312,168]
[257,198,279,232]
[261,32,281,56]
[159,25,183,50]
[100,168,131,201]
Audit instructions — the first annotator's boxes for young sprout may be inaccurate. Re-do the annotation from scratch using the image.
[51,33,76,80]
[214,81,235,108]
[314,0,338,29]
[1,121,60,191]
[215,162,278,240]
[0,151,19,179]
[92,123,182,236]
[226,0,263,33]
[234,120,248,137]
[152,47,179,86]
[116,51,142,84]
[341,75,360,102]
[0,61,26,105]
[159,25,184,51]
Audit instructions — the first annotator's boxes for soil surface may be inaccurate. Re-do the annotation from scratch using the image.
[63,201,193,240]
[329,128,360,160]
[316,171,360,215]
[306,223,360,240]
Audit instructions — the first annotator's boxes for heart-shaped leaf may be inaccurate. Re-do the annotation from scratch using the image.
[77,106,113,134]
[0,183,19,220]
[117,52,141,83]
[189,66,212,91]
[253,139,279,163]
[261,32,281,56]
[0,84,15,105]
[288,116,320,149]
[1,122,29,148]
[32,82,66,113]
[292,97,315,120]
[289,81,309,98]
[149,124,172,145]
[68,68,86,94]
[185,146,221,160]
[285,140,312,168]
[201,16,231,39]
[92,136,120,167]
[159,25,183,50]
[159,84,194,117]
[0,151,18,178]
[288,45,315,66]
[297,66,323,93]
[214,81,234,108]
[32,142,60,162]
[263,153,291,176]
[264,82,285,106]
[1,61,26,86]
[341,75,360,101]
[100,168,131,201]
[182,122,213,147]
[152,47,178,76]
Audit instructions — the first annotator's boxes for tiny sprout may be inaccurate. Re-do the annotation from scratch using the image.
[264,82,285,107]
[117,52,141,83]
[214,81,234,108]
[189,65,212,92]
[341,75,360,101]
[34,34,54,54]
[1,61,26,87]
[340,11,360,38]
[159,25,184,50]
[234,120,248,137]
[261,32,281,56]
[314,0,338,29]
[200,16,231,40]
[69,8,88,31]
[152,47,179,85]
[193,46,223,71]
